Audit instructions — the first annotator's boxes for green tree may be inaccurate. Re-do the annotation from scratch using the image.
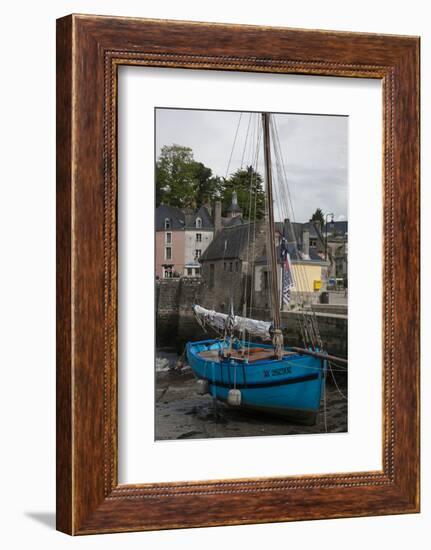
[222,166,266,220]
[156,145,222,208]
[193,162,223,206]
[311,208,325,226]
[156,145,197,208]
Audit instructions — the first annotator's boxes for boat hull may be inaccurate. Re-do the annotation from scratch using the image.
[186,339,325,424]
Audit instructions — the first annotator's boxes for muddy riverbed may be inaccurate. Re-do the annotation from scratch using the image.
[155,351,348,440]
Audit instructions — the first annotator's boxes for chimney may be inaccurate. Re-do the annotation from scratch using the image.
[214,200,222,234]
[302,229,310,259]
[203,201,212,216]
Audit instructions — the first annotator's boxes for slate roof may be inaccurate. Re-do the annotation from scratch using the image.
[155,205,185,231]
[155,205,213,231]
[255,243,327,264]
[326,220,348,236]
[275,220,323,246]
[222,216,244,228]
[227,203,242,214]
[186,205,214,229]
[200,221,262,261]
[201,218,328,265]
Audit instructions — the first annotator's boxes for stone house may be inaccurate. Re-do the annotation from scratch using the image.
[155,204,214,278]
[253,222,330,316]
[183,206,214,276]
[287,219,348,282]
[199,220,266,314]
[324,220,348,281]
[199,217,330,319]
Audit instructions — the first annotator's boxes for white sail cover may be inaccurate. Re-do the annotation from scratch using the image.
[193,304,272,340]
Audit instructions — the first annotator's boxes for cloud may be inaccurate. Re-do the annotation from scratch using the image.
[156,108,348,222]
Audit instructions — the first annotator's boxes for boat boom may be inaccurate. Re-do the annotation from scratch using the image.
[193,304,272,340]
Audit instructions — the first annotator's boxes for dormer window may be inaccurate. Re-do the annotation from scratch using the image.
[164,218,171,230]
[196,217,202,228]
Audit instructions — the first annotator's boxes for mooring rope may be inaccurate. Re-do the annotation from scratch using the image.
[328,360,348,400]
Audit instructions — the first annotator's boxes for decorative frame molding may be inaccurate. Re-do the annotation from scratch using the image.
[56,14,420,534]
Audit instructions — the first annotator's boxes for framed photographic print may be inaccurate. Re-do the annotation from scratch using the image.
[56,14,420,534]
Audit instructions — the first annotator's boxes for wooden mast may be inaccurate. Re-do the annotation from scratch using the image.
[262,112,284,358]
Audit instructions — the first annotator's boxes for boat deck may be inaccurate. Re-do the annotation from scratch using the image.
[198,347,297,363]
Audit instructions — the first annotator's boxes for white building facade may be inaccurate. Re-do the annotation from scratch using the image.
[184,229,213,276]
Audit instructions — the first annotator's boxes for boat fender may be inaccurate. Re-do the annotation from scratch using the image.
[227,388,242,407]
[196,379,209,395]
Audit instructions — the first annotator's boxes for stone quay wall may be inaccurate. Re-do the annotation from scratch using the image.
[281,311,347,359]
[156,277,207,351]
[156,278,347,359]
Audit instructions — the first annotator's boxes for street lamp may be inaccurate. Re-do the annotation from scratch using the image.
[324,212,334,261]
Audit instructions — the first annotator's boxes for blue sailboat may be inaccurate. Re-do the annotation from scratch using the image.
[186,336,325,424]
[185,112,341,424]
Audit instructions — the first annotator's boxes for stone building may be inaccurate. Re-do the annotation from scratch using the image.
[287,219,348,283]
[183,206,214,277]
[155,205,186,279]
[199,220,267,314]
[326,221,348,281]
[155,204,214,278]
[252,220,330,316]
[199,217,330,319]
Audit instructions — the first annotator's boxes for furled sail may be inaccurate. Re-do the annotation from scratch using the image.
[192,304,272,340]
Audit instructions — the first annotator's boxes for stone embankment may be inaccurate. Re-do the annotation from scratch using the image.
[156,278,347,359]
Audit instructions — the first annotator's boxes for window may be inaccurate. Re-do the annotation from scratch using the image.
[164,218,171,230]
[195,249,201,259]
[229,262,233,272]
[195,268,201,276]
[164,266,173,278]
[165,247,172,260]
[166,232,172,244]
[235,261,239,272]
[209,264,215,288]
[196,233,202,242]
[224,262,227,271]
[187,268,193,276]
[196,217,202,228]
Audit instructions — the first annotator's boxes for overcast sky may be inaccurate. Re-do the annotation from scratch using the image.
[155,108,348,223]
